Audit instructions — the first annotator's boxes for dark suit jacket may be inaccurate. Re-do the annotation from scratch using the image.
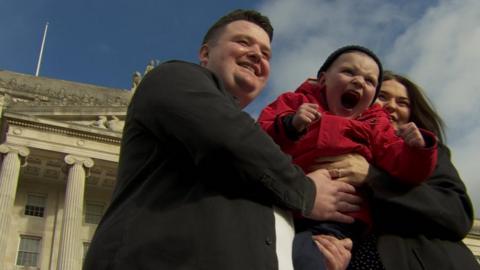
[368,144,479,269]
[84,61,315,270]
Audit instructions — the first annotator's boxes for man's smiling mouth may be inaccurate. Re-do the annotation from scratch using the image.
[239,62,258,75]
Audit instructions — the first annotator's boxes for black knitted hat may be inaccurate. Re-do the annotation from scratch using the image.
[317,45,383,104]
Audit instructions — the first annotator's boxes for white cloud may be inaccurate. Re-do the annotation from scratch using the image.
[387,0,480,125]
[255,0,424,106]
[255,0,480,217]
[451,126,480,217]
[387,0,480,217]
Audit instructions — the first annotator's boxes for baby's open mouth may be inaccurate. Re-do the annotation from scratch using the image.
[341,91,361,109]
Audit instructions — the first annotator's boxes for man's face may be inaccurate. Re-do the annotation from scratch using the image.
[199,20,271,108]
[318,52,379,119]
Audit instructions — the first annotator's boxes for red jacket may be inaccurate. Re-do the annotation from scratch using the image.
[258,79,438,226]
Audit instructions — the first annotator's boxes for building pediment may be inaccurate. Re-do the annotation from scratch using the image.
[6,103,127,125]
[4,112,123,140]
[0,70,131,142]
[0,70,132,108]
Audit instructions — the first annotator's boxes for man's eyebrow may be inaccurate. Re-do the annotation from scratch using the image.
[262,45,272,54]
[238,34,271,53]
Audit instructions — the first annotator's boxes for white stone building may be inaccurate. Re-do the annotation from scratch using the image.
[465,220,480,263]
[0,70,128,270]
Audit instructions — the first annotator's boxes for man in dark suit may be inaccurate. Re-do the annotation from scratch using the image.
[84,9,359,270]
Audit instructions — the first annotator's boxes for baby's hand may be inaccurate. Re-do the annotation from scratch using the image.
[292,103,321,132]
[397,122,425,148]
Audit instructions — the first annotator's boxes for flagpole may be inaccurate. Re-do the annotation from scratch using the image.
[35,22,49,77]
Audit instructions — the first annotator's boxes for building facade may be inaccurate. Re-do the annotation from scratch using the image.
[0,70,478,269]
[465,220,480,264]
[0,70,128,270]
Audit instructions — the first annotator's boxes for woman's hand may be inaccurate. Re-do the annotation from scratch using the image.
[308,153,370,187]
[312,235,352,270]
[397,122,426,148]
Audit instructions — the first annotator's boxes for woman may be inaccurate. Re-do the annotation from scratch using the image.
[313,70,478,270]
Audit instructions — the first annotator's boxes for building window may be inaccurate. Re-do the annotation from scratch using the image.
[24,194,46,217]
[84,202,104,224]
[16,236,41,267]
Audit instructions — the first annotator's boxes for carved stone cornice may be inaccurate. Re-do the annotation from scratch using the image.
[5,113,122,144]
[0,70,132,107]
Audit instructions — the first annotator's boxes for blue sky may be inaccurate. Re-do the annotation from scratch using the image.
[1,0,479,217]
[0,0,261,89]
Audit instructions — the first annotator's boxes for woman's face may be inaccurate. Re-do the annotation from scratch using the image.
[376,79,411,129]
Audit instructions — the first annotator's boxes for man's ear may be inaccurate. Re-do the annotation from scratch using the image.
[199,44,209,66]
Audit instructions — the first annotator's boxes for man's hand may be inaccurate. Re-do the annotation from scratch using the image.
[292,103,321,132]
[305,169,361,223]
[312,235,352,270]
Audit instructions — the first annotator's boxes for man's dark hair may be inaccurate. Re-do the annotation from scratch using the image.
[202,9,273,45]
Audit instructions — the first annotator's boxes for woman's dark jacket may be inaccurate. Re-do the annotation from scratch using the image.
[83,61,315,270]
[368,144,479,269]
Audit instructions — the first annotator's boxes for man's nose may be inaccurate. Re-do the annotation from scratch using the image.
[247,46,262,62]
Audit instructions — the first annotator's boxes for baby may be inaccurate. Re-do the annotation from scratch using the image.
[258,45,438,269]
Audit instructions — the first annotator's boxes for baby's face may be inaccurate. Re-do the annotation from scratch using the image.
[318,52,379,119]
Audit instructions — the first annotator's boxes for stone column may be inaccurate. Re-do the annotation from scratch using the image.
[0,95,5,119]
[0,144,29,265]
[57,155,93,270]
